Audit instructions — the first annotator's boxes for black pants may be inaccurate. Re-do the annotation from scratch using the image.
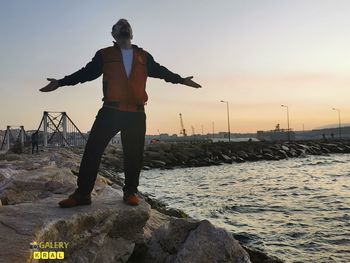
[32,143,38,154]
[77,106,146,195]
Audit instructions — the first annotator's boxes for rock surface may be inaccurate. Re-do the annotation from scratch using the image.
[146,218,252,263]
[1,187,150,263]
[0,148,150,263]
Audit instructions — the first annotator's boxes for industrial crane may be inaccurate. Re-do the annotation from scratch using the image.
[179,113,187,136]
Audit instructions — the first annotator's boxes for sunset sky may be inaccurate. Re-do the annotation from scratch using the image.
[1,0,350,134]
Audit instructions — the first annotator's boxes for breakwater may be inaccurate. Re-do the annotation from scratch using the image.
[101,140,350,171]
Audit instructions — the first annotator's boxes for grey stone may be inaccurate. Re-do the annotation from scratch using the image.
[0,185,151,263]
[146,218,251,263]
[0,148,151,263]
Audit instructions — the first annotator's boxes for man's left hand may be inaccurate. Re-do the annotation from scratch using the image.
[183,76,202,88]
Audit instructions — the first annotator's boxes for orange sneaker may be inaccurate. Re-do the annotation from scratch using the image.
[58,189,91,208]
[123,191,140,206]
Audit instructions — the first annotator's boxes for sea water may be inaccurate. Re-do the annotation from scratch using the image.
[138,154,350,263]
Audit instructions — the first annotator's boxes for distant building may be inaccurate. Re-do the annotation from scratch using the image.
[294,126,350,140]
[257,124,295,141]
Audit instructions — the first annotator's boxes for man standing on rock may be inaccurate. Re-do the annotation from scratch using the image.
[39,19,201,207]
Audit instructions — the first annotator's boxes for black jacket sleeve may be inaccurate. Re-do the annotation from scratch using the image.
[146,51,185,84]
[57,50,103,87]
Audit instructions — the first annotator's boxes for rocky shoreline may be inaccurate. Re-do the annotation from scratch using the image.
[101,140,350,171]
[100,163,284,263]
[0,146,286,262]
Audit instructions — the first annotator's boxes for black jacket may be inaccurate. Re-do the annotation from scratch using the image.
[57,43,185,87]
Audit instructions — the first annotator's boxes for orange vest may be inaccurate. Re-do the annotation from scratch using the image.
[100,45,148,112]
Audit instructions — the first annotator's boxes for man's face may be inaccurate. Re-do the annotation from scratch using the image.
[112,20,133,46]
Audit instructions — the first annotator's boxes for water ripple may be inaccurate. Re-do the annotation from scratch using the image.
[138,153,350,262]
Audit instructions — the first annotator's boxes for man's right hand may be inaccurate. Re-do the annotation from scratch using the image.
[40,78,60,92]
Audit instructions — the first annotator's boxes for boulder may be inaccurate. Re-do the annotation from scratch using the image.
[281,145,289,151]
[220,153,233,163]
[150,160,167,167]
[0,186,151,263]
[0,166,76,205]
[0,148,151,263]
[146,218,251,263]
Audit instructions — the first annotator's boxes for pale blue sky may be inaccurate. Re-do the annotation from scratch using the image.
[1,1,350,134]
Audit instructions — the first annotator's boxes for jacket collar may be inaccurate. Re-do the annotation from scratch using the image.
[113,41,138,50]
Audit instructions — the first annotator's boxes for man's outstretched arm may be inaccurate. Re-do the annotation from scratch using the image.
[146,52,201,88]
[40,50,103,92]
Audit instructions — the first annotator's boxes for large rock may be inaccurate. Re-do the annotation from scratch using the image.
[0,186,151,263]
[0,166,77,205]
[0,148,151,263]
[146,217,251,263]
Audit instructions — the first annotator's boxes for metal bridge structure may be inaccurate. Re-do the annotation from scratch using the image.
[0,125,28,151]
[0,111,87,151]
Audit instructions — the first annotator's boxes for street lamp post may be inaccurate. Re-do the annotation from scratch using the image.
[281,104,290,141]
[212,121,215,139]
[332,108,342,139]
[220,100,231,142]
